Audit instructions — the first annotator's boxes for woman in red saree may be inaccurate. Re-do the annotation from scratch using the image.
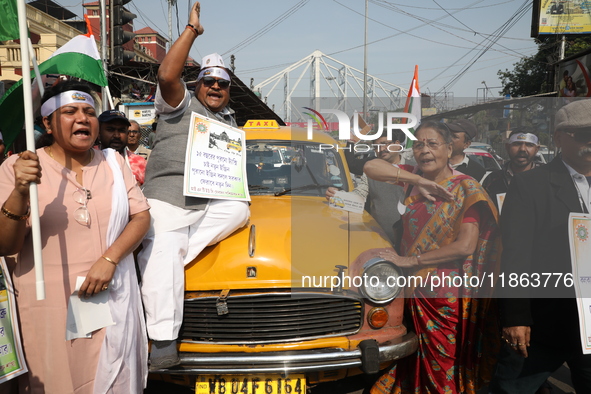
[365,121,501,394]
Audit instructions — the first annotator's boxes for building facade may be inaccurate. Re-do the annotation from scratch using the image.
[134,27,167,63]
[0,4,83,90]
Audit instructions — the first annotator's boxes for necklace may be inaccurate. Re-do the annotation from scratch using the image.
[47,145,94,164]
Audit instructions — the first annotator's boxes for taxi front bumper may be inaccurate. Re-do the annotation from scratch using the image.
[153,332,418,374]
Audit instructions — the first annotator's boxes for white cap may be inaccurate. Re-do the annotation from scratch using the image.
[197,67,231,82]
[508,132,539,145]
[201,53,225,69]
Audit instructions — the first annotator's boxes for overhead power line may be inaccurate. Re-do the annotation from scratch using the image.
[372,0,517,11]
[434,0,533,93]
[332,0,528,59]
[221,0,309,57]
[327,0,485,56]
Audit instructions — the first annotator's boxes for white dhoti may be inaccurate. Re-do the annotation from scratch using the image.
[138,198,250,340]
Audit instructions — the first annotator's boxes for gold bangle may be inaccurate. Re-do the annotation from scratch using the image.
[395,166,401,183]
[1,203,30,221]
[102,255,118,266]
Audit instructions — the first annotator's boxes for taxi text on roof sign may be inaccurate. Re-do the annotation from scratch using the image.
[243,120,280,129]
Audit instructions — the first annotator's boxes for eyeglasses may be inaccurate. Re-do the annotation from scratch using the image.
[73,188,91,226]
[202,77,231,89]
[128,129,140,134]
[374,141,395,150]
[412,140,447,151]
[564,129,591,144]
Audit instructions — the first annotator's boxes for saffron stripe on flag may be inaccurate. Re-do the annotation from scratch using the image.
[403,65,421,149]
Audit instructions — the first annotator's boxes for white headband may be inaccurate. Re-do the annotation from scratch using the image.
[41,90,95,117]
[508,132,539,145]
[197,67,231,83]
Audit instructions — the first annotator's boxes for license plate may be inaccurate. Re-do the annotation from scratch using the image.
[196,374,306,394]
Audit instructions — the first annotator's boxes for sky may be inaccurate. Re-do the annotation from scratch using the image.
[52,0,541,116]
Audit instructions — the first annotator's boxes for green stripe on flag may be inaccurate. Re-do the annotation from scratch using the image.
[0,52,107,148]
[27,51,108,87]
[0,0,19,41]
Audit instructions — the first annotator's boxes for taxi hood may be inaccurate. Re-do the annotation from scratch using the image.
[184,196,391,291]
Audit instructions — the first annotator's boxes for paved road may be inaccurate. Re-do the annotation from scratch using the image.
[547,364,575,393]
[145,363,576,394]
[299,369,576,394]
[308,375,369,394]
[145,366,576,394]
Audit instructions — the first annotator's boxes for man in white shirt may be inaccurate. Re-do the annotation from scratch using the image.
[138,2,249,370]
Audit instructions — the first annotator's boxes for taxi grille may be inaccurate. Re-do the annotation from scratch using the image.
[180,292,363,344]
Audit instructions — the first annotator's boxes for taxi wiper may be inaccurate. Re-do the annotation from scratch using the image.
[248,185,270,190]
[274,184,333,196]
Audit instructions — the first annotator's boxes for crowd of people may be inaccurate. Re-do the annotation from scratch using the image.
[0,2,250,392]
[0,1,590,393]
[336,105,591,394]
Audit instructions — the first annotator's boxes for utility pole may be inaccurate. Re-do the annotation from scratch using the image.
[363,0,368,118]
[555,35,566,96]
[168,0,176,51]
[100,0,108,111]
[559,35,566,60]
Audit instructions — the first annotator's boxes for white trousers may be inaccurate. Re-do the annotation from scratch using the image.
[138,198,250,340]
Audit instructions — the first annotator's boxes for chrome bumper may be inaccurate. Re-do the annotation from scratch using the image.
[153,332,418,374]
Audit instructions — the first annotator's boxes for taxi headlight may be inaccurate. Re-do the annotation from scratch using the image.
[359,259,402,303]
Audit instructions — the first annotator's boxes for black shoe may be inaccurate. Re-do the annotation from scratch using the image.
[149,340,180,371]
[148,354,181,371]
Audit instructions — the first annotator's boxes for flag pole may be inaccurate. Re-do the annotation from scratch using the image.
[104,86,114,109]
[16,0,45,300]
[403,65,421,149]
[28,38,44,95]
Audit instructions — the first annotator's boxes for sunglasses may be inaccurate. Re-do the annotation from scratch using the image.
[564,129,591,144]
[73,188,91,226]
[202,77,231,89]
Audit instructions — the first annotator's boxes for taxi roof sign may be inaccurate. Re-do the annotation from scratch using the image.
[243,119,280,129]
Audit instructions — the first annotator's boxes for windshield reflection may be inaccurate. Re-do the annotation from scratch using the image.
[246,141,349,196]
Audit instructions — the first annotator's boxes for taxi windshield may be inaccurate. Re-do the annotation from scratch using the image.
[246,140,349,196]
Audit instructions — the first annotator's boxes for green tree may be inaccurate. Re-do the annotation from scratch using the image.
[498,36,591,97]
[565,36,591,57]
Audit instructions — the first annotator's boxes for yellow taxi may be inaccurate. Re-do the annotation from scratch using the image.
[154,120,417,393]
[227,140,242,152]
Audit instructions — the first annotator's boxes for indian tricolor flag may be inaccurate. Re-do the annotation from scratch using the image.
[403,65,421,149]
[0,16,107,148]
